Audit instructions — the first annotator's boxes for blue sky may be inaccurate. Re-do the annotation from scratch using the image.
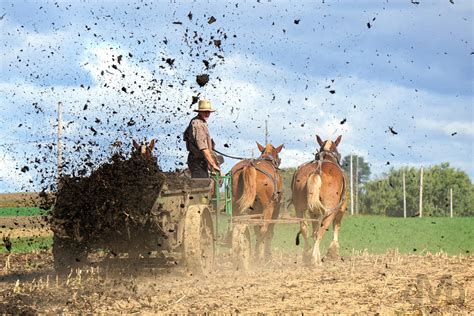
[0,0,472,192]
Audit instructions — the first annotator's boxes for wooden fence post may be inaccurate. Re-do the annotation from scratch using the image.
[355,156,359,215]
[450,188,453,218]
[419,166,423,218]
[350,154,354,215]
[403,169,407,218]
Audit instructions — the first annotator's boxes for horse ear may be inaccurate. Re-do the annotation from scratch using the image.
[149,139,156,151]
[275,144,284,153]
[334,135,342,146]
[316,135,324,147]
[256,142,265,152]
[132,139,140,150]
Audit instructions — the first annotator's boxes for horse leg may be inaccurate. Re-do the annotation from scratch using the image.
[259,200,276,262]
[264,223,275,261]
[327,210,344,260]
[312,213,335,265]
[253,226,264,262]
[295,206,311,264]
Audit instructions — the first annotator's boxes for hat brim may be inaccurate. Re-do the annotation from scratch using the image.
[194,109,216,112]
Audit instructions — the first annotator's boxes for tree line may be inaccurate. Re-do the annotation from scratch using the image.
[280,157,473,217]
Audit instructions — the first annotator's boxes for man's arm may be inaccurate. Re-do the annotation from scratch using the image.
[202,148,221,172]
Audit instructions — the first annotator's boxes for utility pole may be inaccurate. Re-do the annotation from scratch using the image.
[355,155,359,215]
[419,166,423,218]
[350,154,354,215]
[403,169,407,218]
[57,101,63,188]
[450,188,453,218]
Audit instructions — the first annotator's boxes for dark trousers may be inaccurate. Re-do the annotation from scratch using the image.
[187,154,209,178]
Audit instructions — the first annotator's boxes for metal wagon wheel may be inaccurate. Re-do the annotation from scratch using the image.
[183,204,215,275]
[231,223,251,271]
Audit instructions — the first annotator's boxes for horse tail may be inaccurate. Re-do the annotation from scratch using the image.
[295,230,301,246]
[307,173,324,214]
[237,166,257,213]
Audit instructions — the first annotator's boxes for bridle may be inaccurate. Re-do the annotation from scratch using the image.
[259,148,281,168]
[315,149,341,165]
[133,141,151,161]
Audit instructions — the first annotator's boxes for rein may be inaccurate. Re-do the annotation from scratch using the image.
[213,148,280,167]
[213,148,249,160]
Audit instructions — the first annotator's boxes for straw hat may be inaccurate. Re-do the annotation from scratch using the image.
[194,99,216,112]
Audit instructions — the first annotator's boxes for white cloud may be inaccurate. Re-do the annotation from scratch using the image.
[416,118,474,137]
[0,152,33,192]
[0,2,472,192]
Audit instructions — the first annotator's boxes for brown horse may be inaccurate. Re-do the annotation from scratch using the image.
[132,139,156,161]
[231,142,284,261]
[291,135,347,265]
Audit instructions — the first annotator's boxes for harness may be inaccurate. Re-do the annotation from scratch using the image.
[235,155,282,202]
[293,150,346,216]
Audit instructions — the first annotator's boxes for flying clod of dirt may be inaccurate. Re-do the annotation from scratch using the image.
[208,16,216,24]
[196,74,210,87]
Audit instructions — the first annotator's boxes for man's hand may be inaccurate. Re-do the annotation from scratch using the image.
[202,149,221,173]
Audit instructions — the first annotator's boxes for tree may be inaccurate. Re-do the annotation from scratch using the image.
[359,163,474,216]
[340,155,371,214]
[341,155,371,185]
[279,167,297,214]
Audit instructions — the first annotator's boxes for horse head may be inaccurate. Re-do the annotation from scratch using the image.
[316,135,342,163]
[132,138,156,161]
[256,142,284,167]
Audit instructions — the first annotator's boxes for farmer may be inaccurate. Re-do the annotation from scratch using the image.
[184,99,221,178]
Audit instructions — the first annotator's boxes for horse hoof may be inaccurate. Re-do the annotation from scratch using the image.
[325,244,340,260]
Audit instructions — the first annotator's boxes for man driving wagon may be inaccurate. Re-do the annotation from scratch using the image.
[183,99,222,178]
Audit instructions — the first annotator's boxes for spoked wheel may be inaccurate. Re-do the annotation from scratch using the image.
[183,205,215,275]
[231,224,251,271]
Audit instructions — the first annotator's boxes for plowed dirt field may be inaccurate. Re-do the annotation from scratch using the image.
[0,250,472,314]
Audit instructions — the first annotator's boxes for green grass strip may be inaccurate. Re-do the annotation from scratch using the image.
[3,215,473,256]
[1,236,52,254]
[0,207,50,217]
[218,214,474,256]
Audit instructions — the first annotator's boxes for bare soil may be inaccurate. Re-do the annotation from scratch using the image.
[0,193,41,208]
[0,216,51,238]
[0,250,472,314]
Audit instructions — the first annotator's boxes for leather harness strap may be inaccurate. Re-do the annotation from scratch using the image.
[312,151,347,215]
[234,157,281,202]
[251,159,281,201]
[291,150,346,216]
